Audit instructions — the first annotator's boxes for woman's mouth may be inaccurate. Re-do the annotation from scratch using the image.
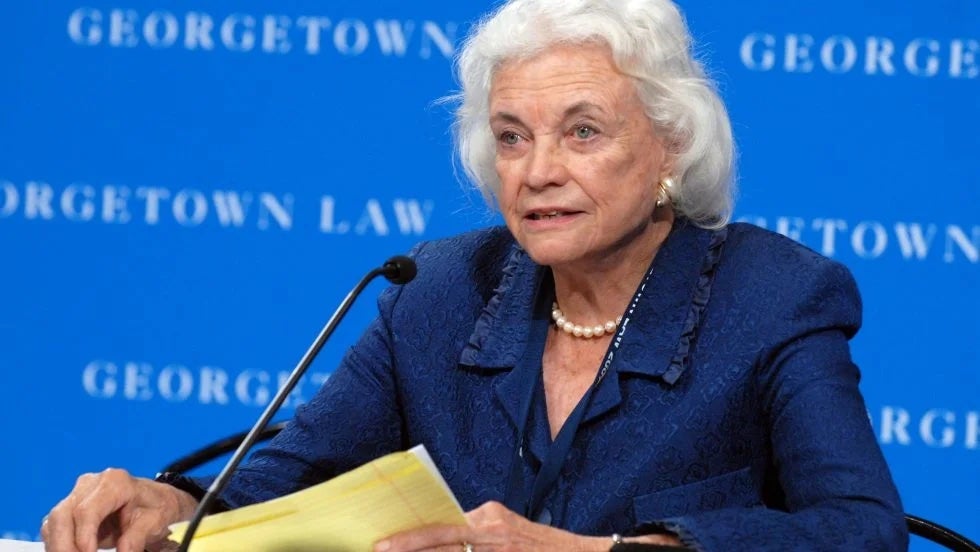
[529,210,565,220]
[527,210,580,220]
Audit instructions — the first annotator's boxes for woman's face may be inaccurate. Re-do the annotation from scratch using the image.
[490,43,671,271]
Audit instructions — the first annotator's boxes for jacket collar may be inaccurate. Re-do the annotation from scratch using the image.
[458,221,724,385]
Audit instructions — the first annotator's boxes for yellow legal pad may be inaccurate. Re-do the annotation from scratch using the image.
[168,446,465,551]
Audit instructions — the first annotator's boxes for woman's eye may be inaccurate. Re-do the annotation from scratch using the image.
[574,126,596,139]
[500,131,521,145]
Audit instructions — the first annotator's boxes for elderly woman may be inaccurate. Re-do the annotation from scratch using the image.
[42,0,907,551]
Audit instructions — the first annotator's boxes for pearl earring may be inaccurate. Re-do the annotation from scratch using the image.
[657,177,675,208]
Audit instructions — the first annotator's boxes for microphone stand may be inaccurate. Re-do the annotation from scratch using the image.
[176,256,416,552]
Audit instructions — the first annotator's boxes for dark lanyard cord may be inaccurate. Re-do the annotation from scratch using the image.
[503,265,655,521]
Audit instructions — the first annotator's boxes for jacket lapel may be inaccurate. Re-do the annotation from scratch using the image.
[457,222,727,432]
[584,222,726,425]
[612,222,725,384]
[458,246,544,436]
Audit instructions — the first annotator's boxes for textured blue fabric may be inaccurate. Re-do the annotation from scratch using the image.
[190,220,908,551]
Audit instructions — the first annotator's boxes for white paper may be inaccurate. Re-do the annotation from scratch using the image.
[0,540,43,552]
[408,444,463,512]
[0,539,114,551]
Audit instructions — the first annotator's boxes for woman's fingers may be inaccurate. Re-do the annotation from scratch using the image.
[377,501,560,552]
[117,499,183,552]
[43,468,195,552]
[44,473,102,552]
[72,469,134,550]
[42,498,79,552]
[465,501,516,527]
[114,507,158,552]
[375,523,470,552]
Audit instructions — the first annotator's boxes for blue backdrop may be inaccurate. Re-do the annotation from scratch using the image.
[1,1,977,549]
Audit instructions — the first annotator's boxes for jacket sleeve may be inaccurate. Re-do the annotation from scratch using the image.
[647,260,908,551]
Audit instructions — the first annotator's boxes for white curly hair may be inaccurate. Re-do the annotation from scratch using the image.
[451,0,735,228]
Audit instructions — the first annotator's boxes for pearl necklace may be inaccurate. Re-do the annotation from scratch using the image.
[551,302,621,339]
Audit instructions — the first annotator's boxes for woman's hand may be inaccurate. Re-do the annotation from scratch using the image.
[374,501,681,552]
[41,468,199,552]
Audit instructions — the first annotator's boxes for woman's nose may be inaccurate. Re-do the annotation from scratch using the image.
[524,139,569,189]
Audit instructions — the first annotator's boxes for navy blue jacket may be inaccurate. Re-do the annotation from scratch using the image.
[199,221,907,551]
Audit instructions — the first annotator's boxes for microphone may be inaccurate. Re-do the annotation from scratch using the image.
[176,255,418,552]
[382,255,417,285]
